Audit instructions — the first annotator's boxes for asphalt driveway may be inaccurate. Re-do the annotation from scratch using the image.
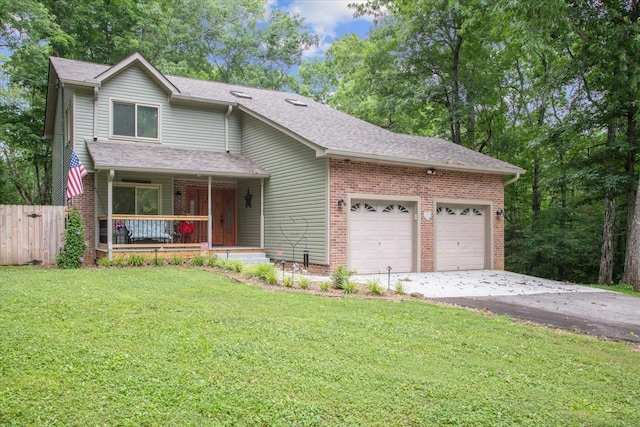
[351,270,640,342]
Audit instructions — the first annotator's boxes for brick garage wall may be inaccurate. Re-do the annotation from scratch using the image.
[70,173,96,266]
[329,160,505,273]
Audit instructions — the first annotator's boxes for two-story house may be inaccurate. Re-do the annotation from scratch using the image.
[44,52,524,274]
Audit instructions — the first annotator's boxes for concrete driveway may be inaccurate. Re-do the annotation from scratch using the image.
[351,270,640,342]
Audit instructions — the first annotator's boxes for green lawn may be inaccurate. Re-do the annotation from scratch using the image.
[1,267,639,426]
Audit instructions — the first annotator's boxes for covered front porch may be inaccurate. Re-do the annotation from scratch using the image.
[88,140,270,262]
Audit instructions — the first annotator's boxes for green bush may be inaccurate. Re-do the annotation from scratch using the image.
[366,278,384,295]
[319,282,330,292]
[207,256,220,267]
[98,257,112,268]
[190,255,206,266]
[113,257,127,267]
[298,276,311,290]
[343,280,358,294]
[57,207,87,269]
[128,254,147,267]
[170,254,183,266]
[151,256,164,267]
[243,263,278,284]
[331,265,354,290]
[265,270,278,285]
[283,276,293,288]
[394,282,405,295]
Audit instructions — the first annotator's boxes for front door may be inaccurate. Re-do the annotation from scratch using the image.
[186,187,236,246]
[213,189,236,246]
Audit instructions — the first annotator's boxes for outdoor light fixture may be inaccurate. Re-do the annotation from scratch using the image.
[426,168,437,175]
[337,199,346,207]
[175,190,182,197]
[496,209,505,217]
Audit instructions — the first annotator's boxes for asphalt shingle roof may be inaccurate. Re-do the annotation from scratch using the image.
[50,56,524,175]
[86,140,269,178]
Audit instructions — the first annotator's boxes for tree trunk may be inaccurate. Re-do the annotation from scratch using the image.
[599,121,618,285]
[622,108,639,290]
[599,187,616,284]
[622,174,640,290]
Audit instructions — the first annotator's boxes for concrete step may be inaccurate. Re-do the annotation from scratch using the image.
[221,252,271,265]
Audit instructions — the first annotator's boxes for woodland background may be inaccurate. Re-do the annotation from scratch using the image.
[1,0,639,288]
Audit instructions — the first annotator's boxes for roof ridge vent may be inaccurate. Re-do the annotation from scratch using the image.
[285,98,307,107]
[230,90,252,99]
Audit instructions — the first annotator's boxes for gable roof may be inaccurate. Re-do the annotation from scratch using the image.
[46,54,525,176]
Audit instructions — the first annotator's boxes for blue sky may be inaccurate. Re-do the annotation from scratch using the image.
[268,0,374,58]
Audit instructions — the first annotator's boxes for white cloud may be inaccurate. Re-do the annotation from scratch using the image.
[269,0,373,58]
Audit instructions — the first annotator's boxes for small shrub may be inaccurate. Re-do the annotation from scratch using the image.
[98,257,112,268]
[298,276,311,290]
[207,256,220,267]
[128,254,147,267]
[394,282,405,295]
[216,258,244,272]
[57,207,87,269]
[151,256,164,267]
[265,270,278,285]
[343,280,358,294]
[366,278,384,296]
[190,255,206,266]
[283,276,293,287]
[113,257,127,267]
[243,263,278,285]
[331,265,355,290]
[170,254,183,266]
[319,282,330,292]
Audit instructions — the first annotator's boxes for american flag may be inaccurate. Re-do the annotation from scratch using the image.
[66,149,88,200]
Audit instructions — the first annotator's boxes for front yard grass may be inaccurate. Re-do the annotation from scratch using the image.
[1,267,639,426]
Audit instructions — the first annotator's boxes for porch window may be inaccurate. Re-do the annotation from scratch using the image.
[112,100,159,139]
[113,185,160,215]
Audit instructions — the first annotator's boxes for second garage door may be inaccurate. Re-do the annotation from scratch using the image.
[436,206,486,271]
[349,201,414,274]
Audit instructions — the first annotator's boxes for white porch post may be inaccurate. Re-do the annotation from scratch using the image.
[207,176,212,247]
[107,169,114,261]
[260,178,265,249]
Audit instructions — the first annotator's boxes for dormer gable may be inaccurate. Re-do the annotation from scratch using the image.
[94,52,180,96]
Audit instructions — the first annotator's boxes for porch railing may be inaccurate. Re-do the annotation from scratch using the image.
[98,215,209,247]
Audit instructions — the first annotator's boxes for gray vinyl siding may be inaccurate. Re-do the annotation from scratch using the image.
[236,179,262,246]
[74,90,94,170]
[96,64,240,152]
[242,115,328,265]
[95,170,173,216]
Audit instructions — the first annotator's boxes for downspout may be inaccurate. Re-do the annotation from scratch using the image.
[504,173,520,187]
[260,179,265,249]
[224,105,233,153]
[107,169,114,261]
[93,87,99,140]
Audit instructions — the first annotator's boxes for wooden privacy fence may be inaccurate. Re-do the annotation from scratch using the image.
[0,205,66,265]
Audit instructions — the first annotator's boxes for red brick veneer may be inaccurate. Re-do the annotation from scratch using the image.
[328,159,505,274]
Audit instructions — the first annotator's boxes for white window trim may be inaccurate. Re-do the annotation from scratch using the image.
[113,183,163,215]
[109,97,162,142]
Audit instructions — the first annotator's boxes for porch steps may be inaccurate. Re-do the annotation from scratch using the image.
[215,251,272,265]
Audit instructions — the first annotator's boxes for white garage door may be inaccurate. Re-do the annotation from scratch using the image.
[436,206,486,271]
[349,201,414,274]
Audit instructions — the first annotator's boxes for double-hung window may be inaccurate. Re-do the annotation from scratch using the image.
[112,100,159,140]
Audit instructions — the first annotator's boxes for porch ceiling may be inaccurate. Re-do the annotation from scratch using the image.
[86,139,270,178]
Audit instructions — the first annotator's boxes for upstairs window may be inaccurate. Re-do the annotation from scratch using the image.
[112,100,159,140]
